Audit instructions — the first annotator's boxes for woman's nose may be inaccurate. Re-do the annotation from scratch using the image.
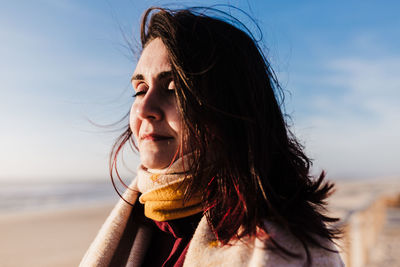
[135,89,163,121]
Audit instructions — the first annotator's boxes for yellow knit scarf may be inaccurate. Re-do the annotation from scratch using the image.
[136,156,203,222]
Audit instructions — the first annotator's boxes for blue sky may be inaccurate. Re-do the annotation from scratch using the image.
[1,0,399,182]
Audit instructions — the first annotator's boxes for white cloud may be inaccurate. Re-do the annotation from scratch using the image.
[295,56,400,179]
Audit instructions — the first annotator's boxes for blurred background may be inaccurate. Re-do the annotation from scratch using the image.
[0,1,399,266]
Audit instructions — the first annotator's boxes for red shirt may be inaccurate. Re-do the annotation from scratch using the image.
[141,212,203,267]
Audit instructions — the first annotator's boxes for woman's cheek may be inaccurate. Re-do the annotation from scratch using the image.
[130,102,140,141]
[166,103,182,133]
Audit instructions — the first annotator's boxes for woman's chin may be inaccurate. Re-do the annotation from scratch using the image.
[140,154,176,170]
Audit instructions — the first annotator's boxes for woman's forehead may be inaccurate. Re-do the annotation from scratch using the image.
[133,38,172,79]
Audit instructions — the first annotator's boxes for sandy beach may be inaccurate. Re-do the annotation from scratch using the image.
[0,203,115,267]
[0,178,399,266]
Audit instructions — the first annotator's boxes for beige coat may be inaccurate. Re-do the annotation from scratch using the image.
[80,187,344,267]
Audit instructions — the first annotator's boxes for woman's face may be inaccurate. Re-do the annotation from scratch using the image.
[130,38,182,170]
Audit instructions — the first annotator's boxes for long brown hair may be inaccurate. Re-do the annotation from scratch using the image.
[111,7,340,264]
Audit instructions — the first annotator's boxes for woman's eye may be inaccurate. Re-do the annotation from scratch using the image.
[166,81,176,94]
[166,87,176,93]
[133,91,146,98]
[132,83,148,98]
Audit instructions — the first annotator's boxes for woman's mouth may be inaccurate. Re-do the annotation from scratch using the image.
[141,133,173,141]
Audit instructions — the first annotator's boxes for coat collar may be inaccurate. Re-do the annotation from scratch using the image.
[80,178,344,267]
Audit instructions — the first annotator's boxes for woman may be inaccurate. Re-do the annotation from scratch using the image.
[81,7,344,267]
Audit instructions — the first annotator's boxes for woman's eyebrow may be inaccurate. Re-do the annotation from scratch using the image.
[131,73,144,82]
[157,71,173,80]
[131,71,172,83]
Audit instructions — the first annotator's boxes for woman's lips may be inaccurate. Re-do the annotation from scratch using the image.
[140,133,173,141]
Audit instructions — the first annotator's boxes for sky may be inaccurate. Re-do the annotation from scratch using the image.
[1,0,399,182]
